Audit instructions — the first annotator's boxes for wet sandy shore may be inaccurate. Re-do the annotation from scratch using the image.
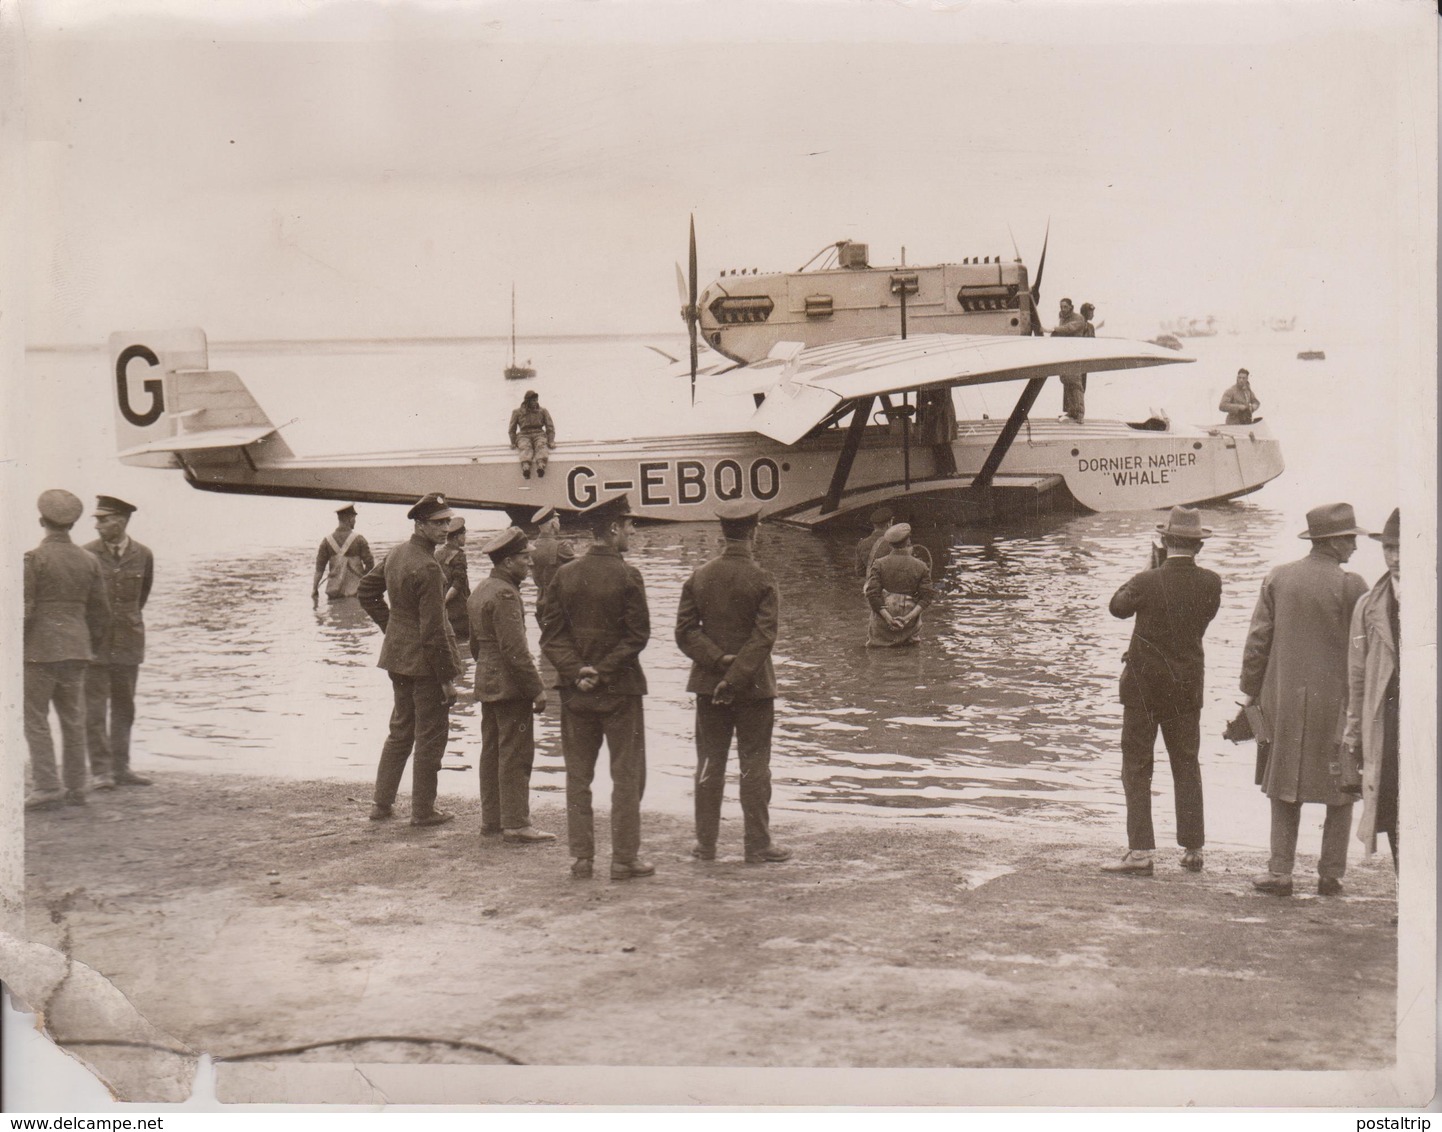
[15,771,1398,1104]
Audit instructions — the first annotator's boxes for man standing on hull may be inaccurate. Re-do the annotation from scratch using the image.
[85,495,155,788]
[1242,503,1369,896]
[676,501,790,865]
[359,493,463,827]
[469,526,555,845]
[25,490,111,809]
[540,494,652,880]
[1102,507,1222,876]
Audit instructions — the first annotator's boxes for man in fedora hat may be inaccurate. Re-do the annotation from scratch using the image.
[1344,508,1401,874]
[358,493,464,827]
[539,494,653,880]
[676,500,790,865]
[25,490,112,809]
[312,504,374,604]
[508,390,555,480]
[1102,507,1222,876]
[85,495,155,787]
[1242,502,1369,896]
[468,526,555,845]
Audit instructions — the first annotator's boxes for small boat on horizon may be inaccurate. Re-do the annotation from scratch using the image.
[504,283,535,381]
[1296,349,1326,361]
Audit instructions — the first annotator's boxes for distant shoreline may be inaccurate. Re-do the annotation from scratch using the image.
[26,331,686,354]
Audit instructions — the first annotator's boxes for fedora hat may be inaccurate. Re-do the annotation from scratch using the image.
[1369,507,1399,546]
[1298,502,1368,540]
[1155,506,1211,539]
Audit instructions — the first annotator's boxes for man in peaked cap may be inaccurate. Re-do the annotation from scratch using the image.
[864,523,935,648]
[1344,508,1401,875]
[312,504,375,604]
[855,507,893,578]
[676,500,790,864]
[25,491,112,808]
[1242,503,1369,897]
[467,527,555,845]
[508,390,556,480]
[358,493,464,827]
[1102,506,1222,877]
[435,515,472,643]
[84,495,155,788]
[539,494,653,880]
[528,505,573,625]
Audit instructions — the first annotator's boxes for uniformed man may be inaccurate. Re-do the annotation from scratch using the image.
[676,500,790,864]
[539,494,653,880]
[312,504,374,603]
[468,527,555,844]
[84,495,155,788]
[435,515,471,643]
[508,390,556,480]
[25,490,111,809]
[358,492,463,827]
[855,507,893,577]
[528,505,573,624]
[864,523,935,647]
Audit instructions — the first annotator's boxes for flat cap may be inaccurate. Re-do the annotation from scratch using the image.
[482,526,529,561]
[407,492,456,522]
[716,499,762,525]
[531,505,558,526]
[869,506,893,525]
[39,489,84,525]
[94,495,138,517]
[583,493,632,528]
[883,522,912,545]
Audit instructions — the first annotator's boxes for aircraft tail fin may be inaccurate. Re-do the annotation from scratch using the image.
[108,330,292,467]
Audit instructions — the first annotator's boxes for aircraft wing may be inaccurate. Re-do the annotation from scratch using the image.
[746,334,1192,445]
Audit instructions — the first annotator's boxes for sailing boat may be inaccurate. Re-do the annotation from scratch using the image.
[504,283,535,381]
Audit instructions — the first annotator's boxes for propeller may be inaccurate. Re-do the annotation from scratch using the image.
[1029,220,1050,336]
[686,215,699,404]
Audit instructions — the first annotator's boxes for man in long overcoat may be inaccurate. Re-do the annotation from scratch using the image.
[85,495,155,787]
[1242,502,1369,896]
[1343,508,1400,871]
[359,492,462,827]
[675,500,789,865]
[468,526,555,844]
[1102,507,1222,876]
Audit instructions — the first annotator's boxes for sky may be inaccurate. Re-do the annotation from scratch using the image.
[12,0,1437,346]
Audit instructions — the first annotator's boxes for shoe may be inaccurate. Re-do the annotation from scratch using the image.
[369,803,393,821]
[1317,877,1344,896]
[24,790,66,811]
[745,845,793,865]
[536,467,546,479]
[610,858,656,880]
[503,826,557,844]
[1100,850,1154,876]
[570,858,593,879]
[113,770,153,786]
[480,824,502,837]
[90,775,116,791]
[690,843,716,861]
[64,790,87,807]
[522,468,532,479]
[1251,872,1294,896]
[410,809,455,828]
[1180,850,1204,872]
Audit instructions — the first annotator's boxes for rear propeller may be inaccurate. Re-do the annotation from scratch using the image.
[674,215,700,404]
[1029,220,1050,335]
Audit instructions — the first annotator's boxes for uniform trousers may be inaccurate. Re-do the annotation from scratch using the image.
[516,435,550,474]
[694,697,775,856]
[1120,706,1205,851]
[25,661,89,793]
[480,699,536,830]
[86,662,140,776]
[1267,798,1353,880]
[560,694,645,862]
[373,673,449,814]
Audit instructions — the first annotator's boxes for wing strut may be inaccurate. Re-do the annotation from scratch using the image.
[971,377,1048,494]
[820,395,876,516]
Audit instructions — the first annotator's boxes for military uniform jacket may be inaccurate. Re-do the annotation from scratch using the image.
[435,544,471,636]
[539,544,649,695]
[25,531,112,663]
[531,533,572,600]
[675,541,779,699]
[468,569,544,703]
[84,537,153,665]
[865,551,935,611]
[1110,556,1222,718]
[358,534,461,683]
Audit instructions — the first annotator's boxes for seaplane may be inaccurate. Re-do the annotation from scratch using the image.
[108,223,1283,529]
